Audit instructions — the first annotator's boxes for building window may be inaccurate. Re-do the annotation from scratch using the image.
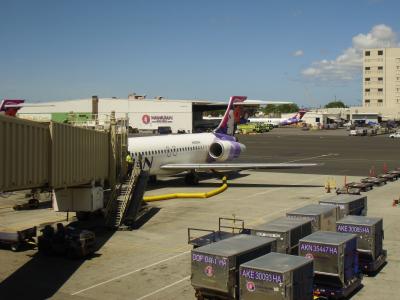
[365,51,370,56]
[365,88,370,92]
[365,67,370,70]
[397,99,400,104]
[378,50,383,55]
[378,99,383,103]
[378,88,383,92]
[378,77,383,81]
[365,78,370,81]
[365,99,370,103]
[378,66,383,70]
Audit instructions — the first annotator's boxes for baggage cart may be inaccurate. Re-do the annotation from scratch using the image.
[360,177,387,186]
[250,217,312,254]
[319,194,367,219]
[286,204,338,232]
[188,217,248,248]
[191,234,276,299]
[299,231,362,299]
[239,252,314,300]
[378,173,397,181]
[336,215,386,273]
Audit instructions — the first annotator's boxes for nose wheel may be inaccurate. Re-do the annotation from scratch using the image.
[185,171,199,185]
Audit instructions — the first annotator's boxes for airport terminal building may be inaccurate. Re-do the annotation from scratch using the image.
[18,96,227,133]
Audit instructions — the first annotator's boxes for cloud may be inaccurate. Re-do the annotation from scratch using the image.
[292,50,304,57]
[302,24,399,81]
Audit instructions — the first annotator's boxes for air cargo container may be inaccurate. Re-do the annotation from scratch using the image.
[239,252,313,300]
[250,217,312,254]
[336,215,386,273]
[286,204,338,232]
[191,234,276,299]
[299,231,361,299]
[319,194,367,219]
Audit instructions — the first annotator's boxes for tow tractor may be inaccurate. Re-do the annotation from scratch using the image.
[38,223,95,258]
[188,217,248,248]
[0,227,37,251]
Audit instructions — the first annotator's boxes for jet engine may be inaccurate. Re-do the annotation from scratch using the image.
[209,140,246,162]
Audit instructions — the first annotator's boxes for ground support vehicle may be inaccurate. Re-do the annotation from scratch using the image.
[38,223,95,258]
[361,177,387,186]
[239,252,314,300]
[237,123,269,134]
[319,194,367,219]
[313,276,362,300]
[191,235,276,300]
[13,198,40,210]
[346,182,373,192]
[0,227,36,251]
[299,231,362,300]
[286,204,338,232]
[336,216,386,274]
[388,170,400,177]
[336,186,361,195]
[335,182,373,195]
[250,216,312,254]
[188,217,248,248]
[378,173,397,182]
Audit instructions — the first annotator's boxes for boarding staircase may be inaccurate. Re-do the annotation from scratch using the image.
[105,163,148,229]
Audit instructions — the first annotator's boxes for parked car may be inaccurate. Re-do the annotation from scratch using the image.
[389,132,400,138]
[349,129,357,136]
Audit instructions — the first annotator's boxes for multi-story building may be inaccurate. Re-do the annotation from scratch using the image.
[363,48,400,111]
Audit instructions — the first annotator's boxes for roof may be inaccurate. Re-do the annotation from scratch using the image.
[337,215,382,226]
[300,231,356,245]
[193,234,276,257]
[241,252,312,273]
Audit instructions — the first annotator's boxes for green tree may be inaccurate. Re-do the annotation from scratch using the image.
[324,101,347,108]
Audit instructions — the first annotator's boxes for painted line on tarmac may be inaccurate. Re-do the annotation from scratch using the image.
[284,153,339,163]
[136,275,191,300]
[71,250,191,295]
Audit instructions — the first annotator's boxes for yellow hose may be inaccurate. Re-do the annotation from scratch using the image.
[143,176,228,202]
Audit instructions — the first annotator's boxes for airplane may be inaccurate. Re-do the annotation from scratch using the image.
[128,96,316,184]
[248,110,307,127]
[0,99,52,117]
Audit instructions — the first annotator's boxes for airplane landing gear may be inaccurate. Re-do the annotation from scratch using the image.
[149,175,157,185]
[185,171,199,185]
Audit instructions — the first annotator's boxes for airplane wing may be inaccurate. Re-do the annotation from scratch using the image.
[160,163,318,171]
[4,104,54,108]
[234,100,293,106]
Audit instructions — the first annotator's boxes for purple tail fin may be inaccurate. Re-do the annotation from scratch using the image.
[214,96,247,136]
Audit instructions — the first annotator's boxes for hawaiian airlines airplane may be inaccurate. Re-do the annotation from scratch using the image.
[248,110,307,127]
[0,99,51,117]
[128,96,316,184]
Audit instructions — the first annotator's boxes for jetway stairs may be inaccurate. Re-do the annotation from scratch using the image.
[105,165,149,229]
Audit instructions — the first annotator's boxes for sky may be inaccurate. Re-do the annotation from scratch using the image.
[1,0,400,107]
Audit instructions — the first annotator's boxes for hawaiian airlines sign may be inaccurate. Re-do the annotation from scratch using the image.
[141,114,173,124]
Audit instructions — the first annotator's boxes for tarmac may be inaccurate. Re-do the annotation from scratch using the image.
[0,128,399,300]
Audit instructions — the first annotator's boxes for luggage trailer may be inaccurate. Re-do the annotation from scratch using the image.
[319,194,367,219]
[188,217,249,248]
[286,204,339,232]
[191,234,276,299]
[239,252,314,300]
[250,217,313,255]
[336,215,387,274]
[299,231,362,300]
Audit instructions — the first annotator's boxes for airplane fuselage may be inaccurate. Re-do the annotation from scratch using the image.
[128,133,237,175]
